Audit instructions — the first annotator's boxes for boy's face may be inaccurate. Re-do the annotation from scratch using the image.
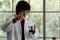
[17,10,29,20]
[23,10,29,17]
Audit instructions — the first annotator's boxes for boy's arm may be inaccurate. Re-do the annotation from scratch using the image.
[1,15,15,32]
[1,20,12,32]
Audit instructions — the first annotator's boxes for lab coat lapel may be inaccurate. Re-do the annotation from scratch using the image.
[24,18,30,40]
[12,21,21,40]
[13,19,29,40]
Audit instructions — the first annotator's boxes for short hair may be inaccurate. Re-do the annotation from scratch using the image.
[16,1,31,15]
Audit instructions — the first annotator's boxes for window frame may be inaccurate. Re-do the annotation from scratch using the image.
[0,0,60,40]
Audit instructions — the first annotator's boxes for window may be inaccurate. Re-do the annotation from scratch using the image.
[0,0,12,11]
[25,0,43,40]
[46,0,60,11]
[30,13,43,37]
[46,0,60,40]
[0,0,60,40]
[0,12,12,40]
[13,0,21,11]
[25,0,43,11]
[46,13,60,40]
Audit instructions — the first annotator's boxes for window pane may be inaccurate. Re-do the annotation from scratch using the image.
[29,38,43,40]
[30,13,43,37]
[46,13,60,37]
[0,12,12,40]
[24,0,29,2]
[46,38,60,40]
[0,38,7,40]
[46,0,60,11]
[0,0,12,11]
[25,0,43,11]
[13,0,21,11]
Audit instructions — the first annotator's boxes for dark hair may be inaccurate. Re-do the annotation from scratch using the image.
[16,1,30,15]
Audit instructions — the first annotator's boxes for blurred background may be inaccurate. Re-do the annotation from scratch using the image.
[0,0,60,40]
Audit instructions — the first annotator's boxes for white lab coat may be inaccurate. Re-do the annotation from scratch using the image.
[1,14,38,40]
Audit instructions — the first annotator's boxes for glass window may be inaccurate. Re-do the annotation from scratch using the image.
[0,0,60,40]
[46,0,60,11]
[46,38,60,40]
[30,38,43,40]
[0,12,12,40]
[25,0,43,11]
[0,0,12,11]
[13,0,21,11]
[30,13,43,37]
[46,13,60,40]
[0,38,7,40]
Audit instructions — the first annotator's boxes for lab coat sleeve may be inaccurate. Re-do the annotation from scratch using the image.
[32,29,39,40]
[28,18,35,26]
[1,15,15,32]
